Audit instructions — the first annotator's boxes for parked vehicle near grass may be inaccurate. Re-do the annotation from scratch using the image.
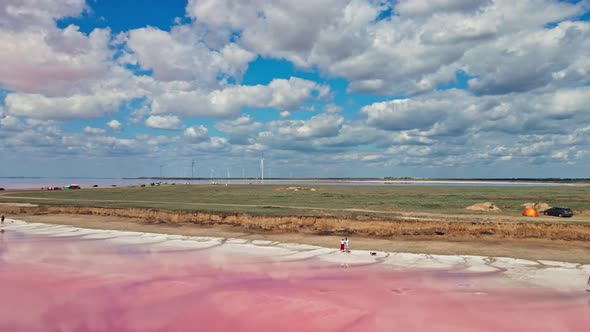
[543,207,573,217]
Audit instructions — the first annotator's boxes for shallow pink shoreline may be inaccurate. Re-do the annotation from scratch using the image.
[1,229,589,331]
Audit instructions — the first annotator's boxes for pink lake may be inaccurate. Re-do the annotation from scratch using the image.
[0,228,589,332]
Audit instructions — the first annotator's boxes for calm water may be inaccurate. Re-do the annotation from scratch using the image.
[0,177,562,189]
[0,229,588,331]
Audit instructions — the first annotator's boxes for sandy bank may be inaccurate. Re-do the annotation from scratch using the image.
[8,212,590,264]
[2,218,589,292]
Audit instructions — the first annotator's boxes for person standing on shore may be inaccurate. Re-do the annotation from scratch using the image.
[1,215,4,224]
[345,237,350,252]
[340,238,345,252]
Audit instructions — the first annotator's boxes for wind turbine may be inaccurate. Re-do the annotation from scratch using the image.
[191,159,195,178]
[260,158,264,184]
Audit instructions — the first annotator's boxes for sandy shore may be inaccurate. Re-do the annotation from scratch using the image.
[2,217,590,293]
[10,213,590,264]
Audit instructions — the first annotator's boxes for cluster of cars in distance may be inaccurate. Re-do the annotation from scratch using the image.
[41,184,81,190]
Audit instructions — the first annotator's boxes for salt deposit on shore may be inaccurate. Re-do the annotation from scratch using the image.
[2,218,589,292]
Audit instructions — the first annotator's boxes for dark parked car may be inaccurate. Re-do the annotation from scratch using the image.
[543,207,573,217]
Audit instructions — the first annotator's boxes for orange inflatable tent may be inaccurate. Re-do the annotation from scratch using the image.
[522,207,539,217]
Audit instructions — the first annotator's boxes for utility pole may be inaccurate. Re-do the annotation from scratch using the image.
[191,159,195,178]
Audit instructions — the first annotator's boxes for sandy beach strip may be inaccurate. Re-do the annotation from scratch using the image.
[6,212,590,264]
[2,217,589,292]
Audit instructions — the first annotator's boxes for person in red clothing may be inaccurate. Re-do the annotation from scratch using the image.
[340,238,345,252]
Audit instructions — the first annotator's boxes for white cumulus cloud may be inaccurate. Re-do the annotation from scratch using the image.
[84,126,106,135]
[125,25,255,85]
[151,77,329,118]
[107,120,123,133]
[145,115,183,130]
[184,125,209,143]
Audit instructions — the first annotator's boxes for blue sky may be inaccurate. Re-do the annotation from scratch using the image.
[1,0,590,178]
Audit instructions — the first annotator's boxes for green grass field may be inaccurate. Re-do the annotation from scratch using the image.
[1,184,589,219]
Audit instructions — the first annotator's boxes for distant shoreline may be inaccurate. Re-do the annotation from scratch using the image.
[2,178,581,190]
[124,177,590,183]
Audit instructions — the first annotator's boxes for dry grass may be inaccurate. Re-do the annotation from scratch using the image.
[4,205,590,242]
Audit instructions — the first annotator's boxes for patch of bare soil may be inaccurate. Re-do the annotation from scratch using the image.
[276,187,317,191]
[522,202,551,211]
[465,202,501,212]
[0,203,39,207]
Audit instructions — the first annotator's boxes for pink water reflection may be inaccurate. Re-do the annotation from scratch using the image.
[0,231,588,332]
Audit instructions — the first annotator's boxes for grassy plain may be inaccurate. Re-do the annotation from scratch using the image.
[1,184,589,220]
